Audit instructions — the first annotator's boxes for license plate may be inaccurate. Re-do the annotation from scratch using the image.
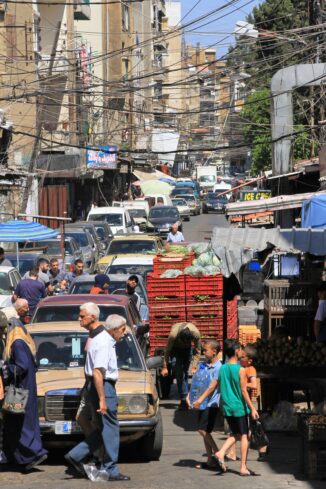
[55,421,82,435]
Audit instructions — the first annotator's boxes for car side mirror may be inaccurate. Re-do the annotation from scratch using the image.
[146,356,163,370]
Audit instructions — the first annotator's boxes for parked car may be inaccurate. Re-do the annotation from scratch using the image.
[202,192,228,213]
[31,321,163,459]
[113,201,149,232]
[171,187,196,198]
[83,220,114,249]
[177,194,201,216]
[171,198,191,221]
[87,207,134,234]
[106,256,154,281]
[0,266,21,308]
[6,251,45,276]
[22,237,83,272]
[31,294,143,326]
[66,222,103,259]
[68,273,148,321]
[146,205,182,237]
[62,228,96,273]
[96,234,163,272]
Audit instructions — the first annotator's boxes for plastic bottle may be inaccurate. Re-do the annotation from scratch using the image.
[189,363,211,410]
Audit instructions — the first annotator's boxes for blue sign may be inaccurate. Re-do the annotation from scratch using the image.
[86,145,117,169]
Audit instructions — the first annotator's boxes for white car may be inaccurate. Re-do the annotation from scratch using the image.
[171,198,191,221]
[0,266,21,308]
[105,256,154,279]
[87,206,134,234]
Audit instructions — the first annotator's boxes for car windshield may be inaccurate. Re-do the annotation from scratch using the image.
[149,208,179,219]
[65,233,88,247]
[172,188,193,195]
[108,264,153,279]
[128,209,146,219]
[33,332,143,371]
[70,281,146,304]
[90,214,123,226]
[206,193,219,201]
[172,199,187,206]
[0,272,11,295]
[24,240,73,255]
[108,240,156,254]
[32,305,127,323]
[199,175,215,183]
[180,195,195,202]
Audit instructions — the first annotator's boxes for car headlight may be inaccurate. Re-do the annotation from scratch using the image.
[118,395,149,414]
[38,397,45,417]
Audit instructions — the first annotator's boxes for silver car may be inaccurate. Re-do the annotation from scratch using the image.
[63,229,96,273]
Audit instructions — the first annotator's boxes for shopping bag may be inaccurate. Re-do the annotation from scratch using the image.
[250,419,269,449]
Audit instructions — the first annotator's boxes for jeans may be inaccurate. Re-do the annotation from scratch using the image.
[171,349,191,400]
[68,380,119,476]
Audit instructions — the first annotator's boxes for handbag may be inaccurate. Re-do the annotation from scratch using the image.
[2,367,29,415]
[250,419,269,449]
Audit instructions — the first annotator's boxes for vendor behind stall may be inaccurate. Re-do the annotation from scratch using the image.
[313,282,326,343]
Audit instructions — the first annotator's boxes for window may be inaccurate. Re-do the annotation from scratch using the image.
[122,3,130,32]
[32,305,127,324]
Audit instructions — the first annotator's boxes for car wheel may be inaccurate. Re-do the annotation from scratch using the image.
[139,410,163,461]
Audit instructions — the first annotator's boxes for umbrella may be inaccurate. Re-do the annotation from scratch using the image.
[159,177,176,185]
[0,219,58,269]
[140,179,172,196]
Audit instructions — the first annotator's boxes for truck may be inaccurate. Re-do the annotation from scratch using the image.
[196,166,217,194]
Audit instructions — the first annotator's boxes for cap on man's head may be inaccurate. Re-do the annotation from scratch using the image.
[94,274,110,288]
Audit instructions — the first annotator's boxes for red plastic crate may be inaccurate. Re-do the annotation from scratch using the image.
[147,273,185,299]
[153,253,195,275]
[150,308,186,323]
[185,275,223,300]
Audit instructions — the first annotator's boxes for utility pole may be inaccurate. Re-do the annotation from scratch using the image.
[66,4,77,146]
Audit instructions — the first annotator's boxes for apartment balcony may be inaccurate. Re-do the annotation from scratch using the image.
[74,0,91,21]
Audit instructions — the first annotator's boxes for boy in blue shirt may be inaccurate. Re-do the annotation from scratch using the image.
[187,340,222,469]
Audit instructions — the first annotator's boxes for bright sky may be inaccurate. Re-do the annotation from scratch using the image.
[180,0,262,57]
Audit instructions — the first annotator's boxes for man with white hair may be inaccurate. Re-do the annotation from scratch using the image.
[8,299,30,328]
[65,311,129,482]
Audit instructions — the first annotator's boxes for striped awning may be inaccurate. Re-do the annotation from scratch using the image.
[0,220,58,242]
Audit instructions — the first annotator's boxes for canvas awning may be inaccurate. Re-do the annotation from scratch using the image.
[225,190,326,216]
[133,169,176,182]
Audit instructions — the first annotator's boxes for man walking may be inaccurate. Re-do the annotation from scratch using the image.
[113,275,141,310]
[67,259,88,283]
[12,269,46,318]
[65,307,130,481]
[48,258,67,286]
[167,223,185,243]
[161,322,201,410]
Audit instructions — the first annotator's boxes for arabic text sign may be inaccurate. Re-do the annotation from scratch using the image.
[86,145,117,169]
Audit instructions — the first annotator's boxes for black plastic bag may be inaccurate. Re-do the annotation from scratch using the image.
[250,420,269,449]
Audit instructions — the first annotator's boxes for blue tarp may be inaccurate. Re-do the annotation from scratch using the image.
[0,219,58,242]
[301,194,326,228]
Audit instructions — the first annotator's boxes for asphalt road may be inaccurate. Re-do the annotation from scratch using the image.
[0,213,323,489]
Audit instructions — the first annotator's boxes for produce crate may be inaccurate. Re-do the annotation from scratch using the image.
[153,253,195,275]
[239,325,261,346]
[298,416,326,443]
[185,302,223,321]
[300,438,326,480]
[149,306,187,323]
[147,273,185,300]
[185,275,223,302]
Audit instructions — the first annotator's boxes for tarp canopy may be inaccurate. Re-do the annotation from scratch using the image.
[301,194,326,228]
[140,180,172,196]
[0,219,58,242]
[211,226,326,277]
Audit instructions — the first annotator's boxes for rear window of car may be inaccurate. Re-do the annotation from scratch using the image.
[32,305,127,323]
[108,240,156,254]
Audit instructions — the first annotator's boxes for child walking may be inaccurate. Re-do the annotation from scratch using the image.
[187,340,222,469]
[214,339,259,476]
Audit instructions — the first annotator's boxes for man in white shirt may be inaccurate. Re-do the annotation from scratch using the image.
[65,306,129,481]
[314,282,326,343]
[167,223,185,243]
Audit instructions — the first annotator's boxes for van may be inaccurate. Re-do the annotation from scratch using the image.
[139,194,172,208]
[87,206,134,234]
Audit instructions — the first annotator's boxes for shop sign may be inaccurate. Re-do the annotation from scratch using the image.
[239,190,271,201]
[86,145,117,170]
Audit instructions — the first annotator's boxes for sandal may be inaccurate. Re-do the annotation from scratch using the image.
[195,462,217,470]
[240,469,259,477]
[213,455,227,473]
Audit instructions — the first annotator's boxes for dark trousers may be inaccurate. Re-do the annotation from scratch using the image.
[68,380,119,477]
[171,349,191,400]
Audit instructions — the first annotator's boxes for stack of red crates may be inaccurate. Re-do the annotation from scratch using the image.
[148,273,186,355]
[185,275,224,348]
[153,253,195,276]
